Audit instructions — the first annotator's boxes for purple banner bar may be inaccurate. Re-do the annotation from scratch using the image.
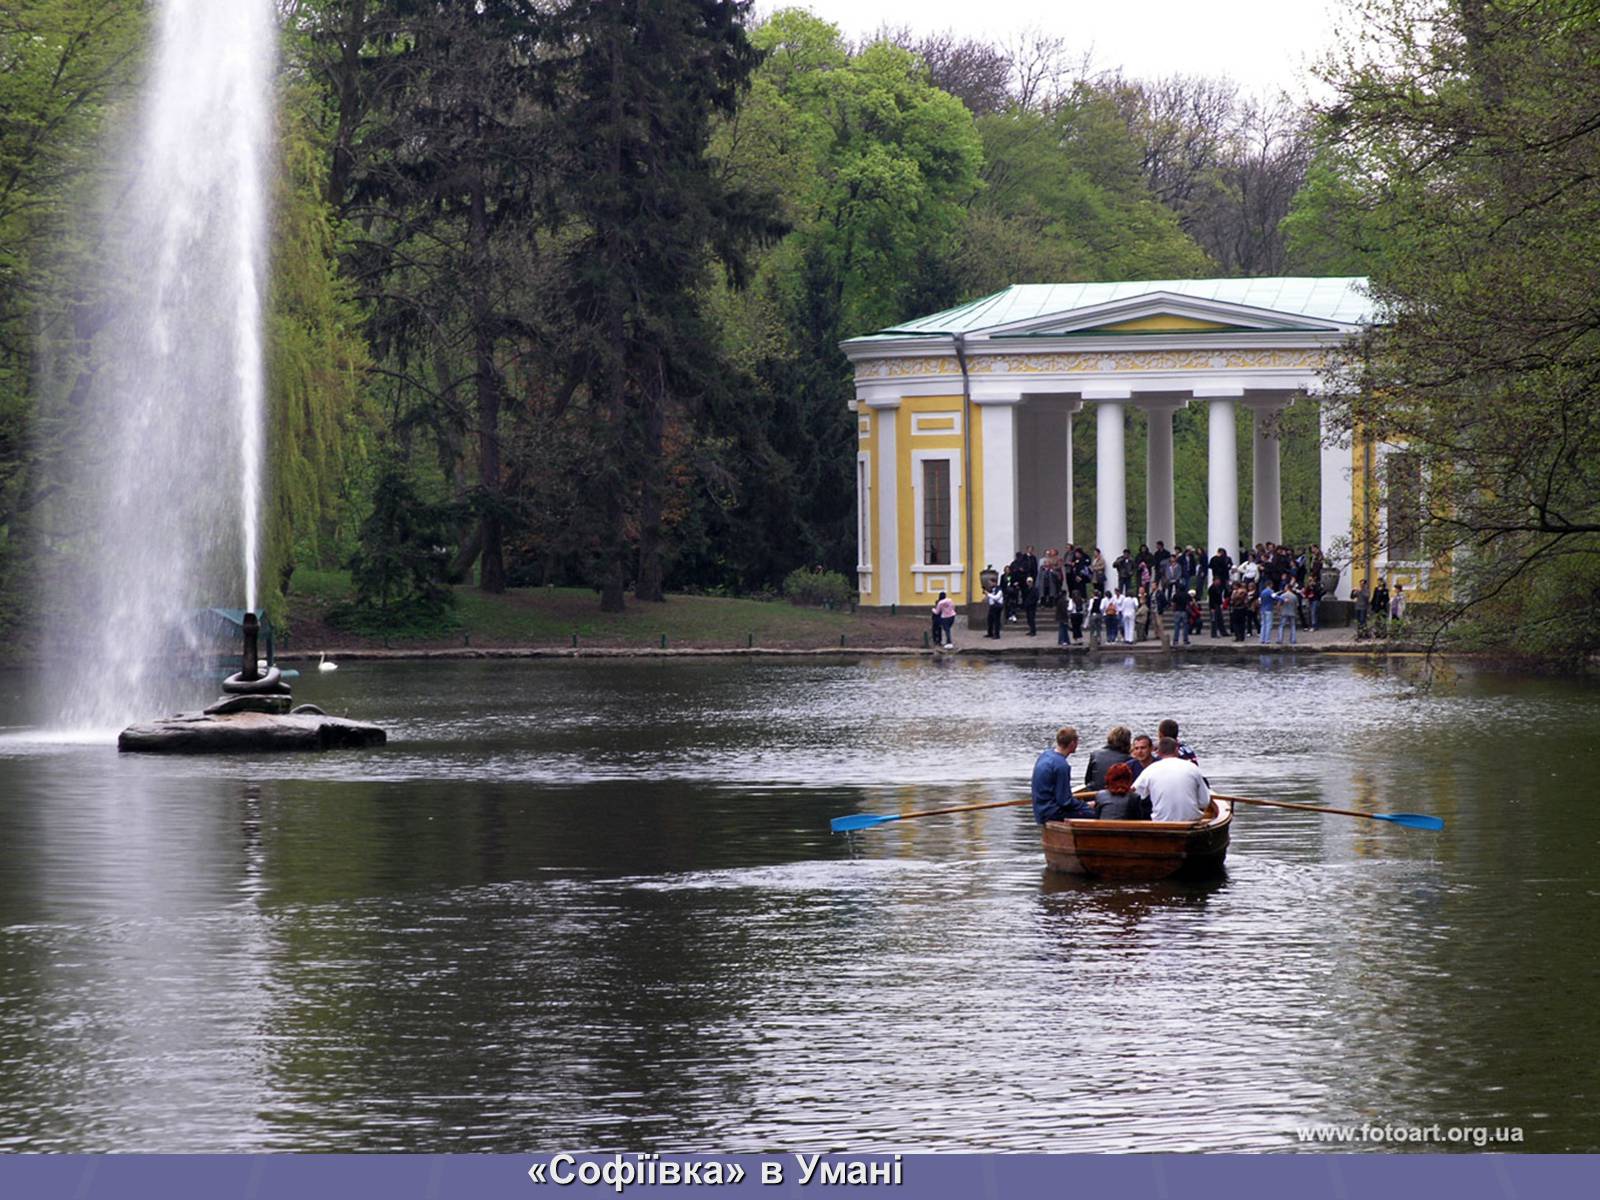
[0,1153,1594,1199]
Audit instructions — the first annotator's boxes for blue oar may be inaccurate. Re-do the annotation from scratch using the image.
[831,797,1032,833]
[1214,792,1443,831]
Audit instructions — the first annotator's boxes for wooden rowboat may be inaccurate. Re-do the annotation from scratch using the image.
[1041,796,1231,881]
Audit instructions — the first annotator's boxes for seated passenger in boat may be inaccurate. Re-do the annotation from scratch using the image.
[1132,737,1211,821]
[1031,726,1095,823]
[1158,718,1199,764]
[1128,734,1154,774]
[1083,725,1136,790]
[1093,761,1151,820]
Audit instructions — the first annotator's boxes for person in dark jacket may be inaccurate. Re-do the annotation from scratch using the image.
[1031,726,1093,822]
[1093,761,1150,820]
[985,579,1005,638]
[1022,576,1039,636]
[1157,718,1199,765]
[1055,590,1075,645]
[1084,725,1136,790]
[1371,579,1390,637]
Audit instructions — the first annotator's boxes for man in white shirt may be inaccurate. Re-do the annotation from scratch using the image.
[1118,590,1138,643]
[1132,737,1211,821]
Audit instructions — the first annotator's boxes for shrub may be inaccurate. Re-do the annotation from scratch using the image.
[782,567,854,608]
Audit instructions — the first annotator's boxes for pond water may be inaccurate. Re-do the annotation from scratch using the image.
[0,654,1595,1153]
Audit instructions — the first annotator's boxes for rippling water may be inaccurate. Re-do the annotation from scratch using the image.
[0,655,1595,1152]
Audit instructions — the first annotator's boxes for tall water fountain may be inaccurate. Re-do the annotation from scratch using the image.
[46,0,276,730]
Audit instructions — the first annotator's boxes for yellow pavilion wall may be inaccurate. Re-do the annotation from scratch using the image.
[1348,431,1452,603]
[895,395,974,605]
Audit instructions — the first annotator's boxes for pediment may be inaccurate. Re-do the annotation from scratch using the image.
[979,292,1355,339]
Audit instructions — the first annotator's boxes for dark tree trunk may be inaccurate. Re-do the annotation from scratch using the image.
[599,315,628,612]
[468,148,506,594]
[597,28,627,614]
[324,0,369,211]
[449,526,483,584]
[635,354,666,603]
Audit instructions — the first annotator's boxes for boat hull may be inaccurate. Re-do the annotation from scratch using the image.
[1041,798,1231,881]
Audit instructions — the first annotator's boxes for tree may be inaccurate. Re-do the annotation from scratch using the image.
[0,0,143,633]
[548,0,775,610]
[954,84,1212,299]
[878,26,1012,117]
[706,12,983,578]
[1315,0,1600,655]
[344,446,453,626]
[315,1,553,596]
[1112,74,1312,276]
[263,82,374,613]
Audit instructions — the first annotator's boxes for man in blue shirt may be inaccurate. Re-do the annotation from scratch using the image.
[1258,583,1279,645]
[1031,726,1095,823]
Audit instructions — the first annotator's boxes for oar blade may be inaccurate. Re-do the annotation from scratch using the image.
[830,812,899,833]
[1374,812,1445,831]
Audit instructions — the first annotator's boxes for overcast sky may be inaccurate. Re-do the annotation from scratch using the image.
[754,0,1347,101]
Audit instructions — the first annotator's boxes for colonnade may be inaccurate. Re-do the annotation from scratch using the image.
[978,387,1342,573]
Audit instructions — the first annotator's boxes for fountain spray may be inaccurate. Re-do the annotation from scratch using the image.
[47,0,276,727]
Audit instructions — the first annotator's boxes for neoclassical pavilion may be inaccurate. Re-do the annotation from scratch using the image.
[841,277,1377,610]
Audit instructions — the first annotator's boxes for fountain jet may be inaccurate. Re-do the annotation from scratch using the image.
[44,0,277,728]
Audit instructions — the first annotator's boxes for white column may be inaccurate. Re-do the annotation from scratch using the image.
[1200,388,1242,560]
[978,398,1019,575]
[1319,396,1354,599]
[868,398,900,606]
[1249,400,1285,547]
[1064,407,1074,547]
[1089,390,1129,558]
[1144,402,1178,550]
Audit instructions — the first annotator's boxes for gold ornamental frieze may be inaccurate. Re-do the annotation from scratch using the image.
[856,348,1330,381]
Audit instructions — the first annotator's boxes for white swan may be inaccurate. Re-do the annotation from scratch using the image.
[318,652,338,672]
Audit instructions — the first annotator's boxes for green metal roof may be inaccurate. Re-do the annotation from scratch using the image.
[851,277,1373,341]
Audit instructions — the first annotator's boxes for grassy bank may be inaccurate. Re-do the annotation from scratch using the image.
[284,570,927,652]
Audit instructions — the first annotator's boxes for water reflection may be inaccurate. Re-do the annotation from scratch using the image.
[0,656,1596,1152]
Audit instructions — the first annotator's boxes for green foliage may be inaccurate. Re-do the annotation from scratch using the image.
[264,81,374,621]
[0,2,1385,646]
[340,451,456,632]
[960,90,1211,296]
[550,0,777,610]
[1281,145,1388,276]
[0,0,143,637]
[1444,535,1600,657]
[781,567,853,607]
[741,14,983,335]
[703,12,984,583]
[1315,0,1600,658]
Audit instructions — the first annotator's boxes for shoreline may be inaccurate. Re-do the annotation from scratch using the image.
[266,639,1455,663]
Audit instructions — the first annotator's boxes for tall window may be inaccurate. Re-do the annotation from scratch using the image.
[923,459,951,564]
[1385,451,1424,561]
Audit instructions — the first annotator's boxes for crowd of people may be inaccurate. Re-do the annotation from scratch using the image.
[1031,719,1209,823]
[976,541,1340,646]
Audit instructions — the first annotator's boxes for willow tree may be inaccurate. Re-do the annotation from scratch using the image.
[0,0,143,633]
[262,83,373,619]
